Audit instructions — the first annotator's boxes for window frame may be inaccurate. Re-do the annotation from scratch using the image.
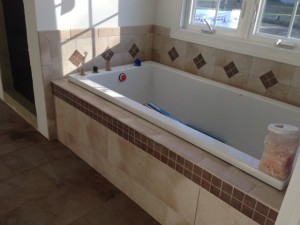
[171,0,300,67]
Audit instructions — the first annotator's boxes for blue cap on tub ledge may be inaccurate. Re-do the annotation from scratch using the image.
[134,59,141,66]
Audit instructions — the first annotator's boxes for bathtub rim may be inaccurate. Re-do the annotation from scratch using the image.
[68,61,300,190]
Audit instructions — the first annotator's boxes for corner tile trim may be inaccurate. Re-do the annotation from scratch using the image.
[52,83,278,225]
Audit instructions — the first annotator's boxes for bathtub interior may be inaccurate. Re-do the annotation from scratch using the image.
[78,63,300,161]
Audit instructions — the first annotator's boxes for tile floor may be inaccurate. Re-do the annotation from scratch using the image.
[0,99,159,225]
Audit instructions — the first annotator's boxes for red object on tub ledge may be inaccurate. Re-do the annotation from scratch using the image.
[119,73,127,82]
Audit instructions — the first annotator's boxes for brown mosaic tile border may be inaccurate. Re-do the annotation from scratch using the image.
[52,83,278,225]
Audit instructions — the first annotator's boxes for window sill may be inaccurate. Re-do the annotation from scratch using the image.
[170,27,300,67]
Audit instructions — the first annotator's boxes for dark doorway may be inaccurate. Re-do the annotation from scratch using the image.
[2,0,35,103]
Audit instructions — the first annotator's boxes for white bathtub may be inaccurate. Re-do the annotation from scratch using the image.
[69,61,300,190]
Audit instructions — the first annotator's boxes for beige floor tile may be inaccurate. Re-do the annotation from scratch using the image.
[0,159,13,181]
[86,194,155,225]
[0,170,56,217]
[69,217,93,225]
[1,143,56,175]
[0,200,55,225]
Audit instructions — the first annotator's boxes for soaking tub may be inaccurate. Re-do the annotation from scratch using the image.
[69,61,300,190]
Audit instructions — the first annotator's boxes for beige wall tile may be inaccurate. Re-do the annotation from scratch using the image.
[70,29,96,39]
[76,38,94,62]
[55,98,108,166]
[245,76,266,95]
[38,35,51,66]
[98,28,113,37]
[198,64,215,80]
[286,86,300,106]
[95,37,108,56]
[62,59,77,75]
[153,25,170,37]
[146,33,153,49]
[111,27,121,36]
[121,52,134,64]
[107,131,147,185]
[265,83,290,102]
[184,59,198,75]
[110,53,124,67]
[228,73,249,89]
[250,58,274,77]
[135,34,147,51]
[39,30,61,41]
[215,50,252,75]
[165,207,191,225]
[121,35,136,53]
[55,98,82,160]
[212,66,229,84]
[185,43,202,60]
[108,36,122,53]
[145,155,200,224]
[59,30,71,40]
[196,189,258,225]
[49,41,61,61]
[93,152,133,198]
[201,46,218,65]
[61,40,77,60]
[291,67,300,89]
[130,180,168,225]
[272,62,295,86]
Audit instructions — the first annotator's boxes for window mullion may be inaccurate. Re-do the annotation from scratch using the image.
[287,1,299,38]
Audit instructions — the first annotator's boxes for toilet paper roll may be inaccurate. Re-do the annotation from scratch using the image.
[268,123,299,135]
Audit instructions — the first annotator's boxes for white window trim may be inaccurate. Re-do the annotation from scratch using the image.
[171,0,300,67]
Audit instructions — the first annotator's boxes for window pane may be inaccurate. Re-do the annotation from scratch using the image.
[192,0,243,29]
[216,0,243,29]
[258,0,294,37]
[291,3,300,38]
[192,0,218,24]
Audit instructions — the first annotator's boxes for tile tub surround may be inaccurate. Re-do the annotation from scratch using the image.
[152,26,300,108]
[52,80,285,225]
[38,25,153,139]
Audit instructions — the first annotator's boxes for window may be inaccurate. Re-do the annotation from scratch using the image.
[256,0,300,40]
[171,0,300,66]
[190,0,244,30]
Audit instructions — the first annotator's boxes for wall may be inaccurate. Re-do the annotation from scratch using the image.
[154,0,171,28]
[35,0,155,31]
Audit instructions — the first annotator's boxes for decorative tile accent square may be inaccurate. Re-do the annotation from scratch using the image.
[260,71,278,89]
[223,61,239,78]
[129,44,140,58]
[168,47,179,62]
[69,50,84,67]
[102,48,115,61]
[193,54,206,69]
